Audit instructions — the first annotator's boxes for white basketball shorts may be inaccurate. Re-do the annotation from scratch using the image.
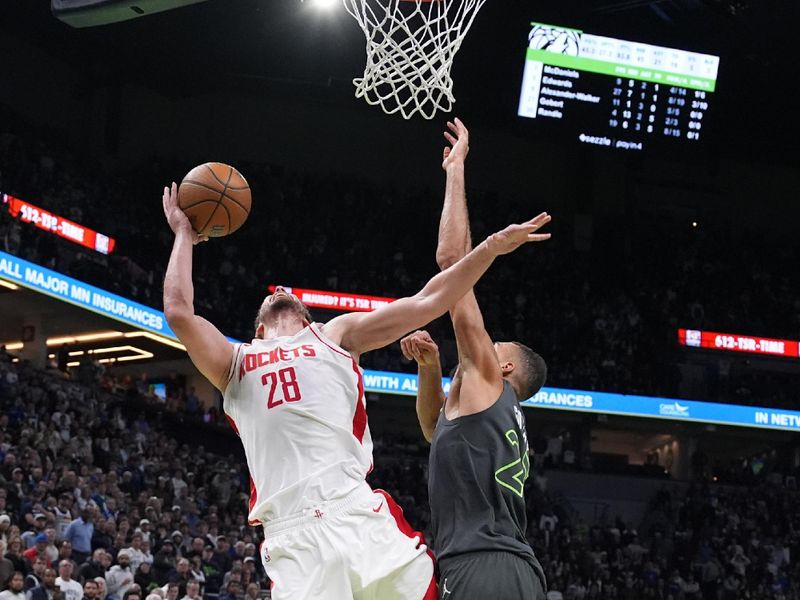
[260,483,437,600]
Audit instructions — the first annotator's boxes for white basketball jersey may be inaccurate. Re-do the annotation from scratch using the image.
[223,323,373,524]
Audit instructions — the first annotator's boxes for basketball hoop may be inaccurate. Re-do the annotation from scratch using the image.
[342,0,488,119]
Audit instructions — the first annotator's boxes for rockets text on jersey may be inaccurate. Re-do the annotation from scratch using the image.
[223,323,373,524]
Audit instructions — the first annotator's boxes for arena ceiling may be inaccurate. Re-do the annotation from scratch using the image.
[0,284,187,366]
[1,0,796,142]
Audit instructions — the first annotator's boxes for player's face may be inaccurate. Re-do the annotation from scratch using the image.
[259,287,309,324]
[267,286,301,309]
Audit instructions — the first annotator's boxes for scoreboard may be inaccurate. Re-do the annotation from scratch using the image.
[518,22,720,151]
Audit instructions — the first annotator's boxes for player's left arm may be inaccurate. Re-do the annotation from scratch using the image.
[322,217,549,355]
[400,331,445,442]
[436,121,550,409]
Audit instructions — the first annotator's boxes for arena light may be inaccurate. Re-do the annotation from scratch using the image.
[46,331,125,345]
[39,345,153,363]
[0,280,18,290]
[124,331,186,351]
[310,0,337,9]
[3,331,185,354]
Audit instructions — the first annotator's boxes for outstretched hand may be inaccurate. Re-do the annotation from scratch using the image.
[162,182,208,244]
[486,212,552,256]
[442,118,469,171]
[401,330,441,368]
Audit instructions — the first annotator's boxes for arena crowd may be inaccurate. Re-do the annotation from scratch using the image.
[2,106,800,599]
[1,355,799,599]
[1,107,799,410]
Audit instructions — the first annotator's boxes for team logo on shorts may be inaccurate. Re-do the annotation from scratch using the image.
[441,578,452,598]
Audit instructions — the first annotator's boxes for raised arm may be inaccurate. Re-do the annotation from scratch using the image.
[162,183,233,392]
[401,331,445,442]
[321,216,551,355]
[437,120,496,377]
[437,120,550,412]
[436,118,472,268]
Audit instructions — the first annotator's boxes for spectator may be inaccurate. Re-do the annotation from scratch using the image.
[22,536,50,568]
[104,552,133,600]
[63,511,93,565]
[121,591,140,600]
[54,561,81,600]
[132,564,156,596]
[120,536,144,575]
[90,523,114,555]
[0,573,24,600]
[240,558,259,586]
[55,545,74,572]
[159,584,177,600]
[135,545,151,574]
[92,578,109,600]
[20,517,47,550]
[81,581,100,600]
[23,557,47,592]
[217,581,239,600]
[210,538,231,574]
[42,531,57,566]
[0,541,12,591]
[165,561,191,598]
[241,583,258,600]
[0,516,11,545]
[78,550,107,583]
[150,543,174,586]
[4,539,27,576]
[27,568,58,600]
[53,497,72,540]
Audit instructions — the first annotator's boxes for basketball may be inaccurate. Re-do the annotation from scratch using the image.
[177,162,251,237]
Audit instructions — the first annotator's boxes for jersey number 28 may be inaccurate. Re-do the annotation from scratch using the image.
[262,367,302,409]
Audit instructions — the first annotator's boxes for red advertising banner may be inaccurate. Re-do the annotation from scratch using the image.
[268,285,395,312]
[3,193,116,255]
[678,328,800,358]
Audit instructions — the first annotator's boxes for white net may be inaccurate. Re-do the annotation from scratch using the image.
[342,0,488,119]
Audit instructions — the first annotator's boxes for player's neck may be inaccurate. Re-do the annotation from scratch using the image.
[261,315,307,340]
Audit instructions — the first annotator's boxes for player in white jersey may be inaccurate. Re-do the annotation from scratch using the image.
[161,182,551,600]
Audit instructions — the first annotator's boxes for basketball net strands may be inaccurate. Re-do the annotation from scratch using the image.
[342,0,489,119]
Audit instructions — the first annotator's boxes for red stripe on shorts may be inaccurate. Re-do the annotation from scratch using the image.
[374,489,438,599]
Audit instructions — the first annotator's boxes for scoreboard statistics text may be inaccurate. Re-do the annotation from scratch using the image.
[518,22,720,151]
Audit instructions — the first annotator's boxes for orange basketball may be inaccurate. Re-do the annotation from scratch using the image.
[177,162,251,237]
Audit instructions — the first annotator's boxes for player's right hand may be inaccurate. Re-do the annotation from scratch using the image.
[486,212,552,256]
[401,330,440,368]
[162,182,208,244]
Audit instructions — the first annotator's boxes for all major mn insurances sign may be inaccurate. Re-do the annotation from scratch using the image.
[0,251,175,339]
[4,251,799,434]
[523,388,800,433]
[360,372,800,434]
